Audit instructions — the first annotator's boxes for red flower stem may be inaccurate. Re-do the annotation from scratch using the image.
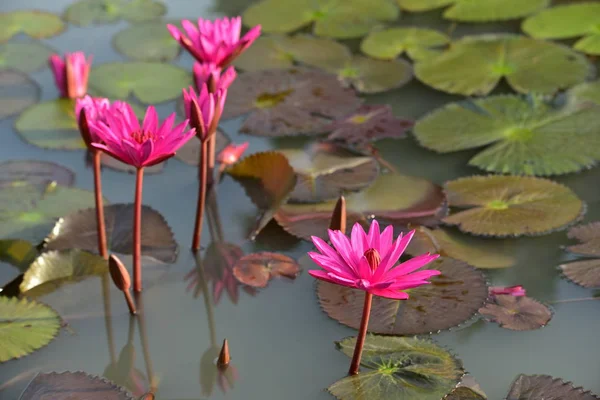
[133,167,144,292]
[192,140,209,250]
[207,136,216,186]
[348,292,373,376]
[92,150,108,259]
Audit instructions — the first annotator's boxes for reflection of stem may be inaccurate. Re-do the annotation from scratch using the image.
[135,293,156,392]
[206,188,224,243]
[192,141,209,250]
[93,150,108,259]
[133,167,145,292]
[194,251,217,347]
[102,273,117,364]
[348,293,372,376]
[551,297,600,304]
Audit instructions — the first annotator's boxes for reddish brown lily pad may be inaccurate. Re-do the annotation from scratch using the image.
[233,252,300,288]
[560,260,600,288]
[565,221,600,257]
[175,129,231,166]
[317,257,488,335]
[222,67,362,137]
[559,222,600,288]
[0,160,74,188]
[506,374,599,400]
[478,295,552,331]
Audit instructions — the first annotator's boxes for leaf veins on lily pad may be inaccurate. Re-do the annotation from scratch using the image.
[559,221,600,288]
[113,20,181,62]
[45,203,178,263]
[415,34,593,96]
[0,41,55,73]
[360,27,449,61]
[0,296,60,363]
[505,374,599,400]
[280,142,379,203]
[233,252,300,288]
[478,295,552,331]
[0,11,65,42]
[19,371,134,399]
[330,335,464,400]
[1,70,40,121]
[318,257,488,335]
[275,173,446,241]
[0,160,74,188]
[443,175,585,237]
[222,67,362,137]
[64,0,166,26]
[414,95,600,176]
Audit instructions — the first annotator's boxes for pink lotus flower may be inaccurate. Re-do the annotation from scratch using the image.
[193,63,237,91]
[309,220,440,300]
[182,85,227,140]
[218,142,248,166]
[88,103,195,168]
[49,52,92,98]
[75,95,111,123]
[489,286,526,297]
[167,17,261,67]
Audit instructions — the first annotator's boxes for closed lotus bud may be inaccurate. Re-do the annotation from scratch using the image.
[109,254,131,292]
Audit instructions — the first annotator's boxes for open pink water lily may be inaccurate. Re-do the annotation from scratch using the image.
[75,95,113,147]
[489,286,526,297]
[182,85,227,140]
[49,52,92,98]
[193,62,237,91]
[218,142,248,166]
[167,17,261,67]
[88,103,195,168]
[309,220,440,300]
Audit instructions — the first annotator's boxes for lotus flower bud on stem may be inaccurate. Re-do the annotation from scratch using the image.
[108,255,137,315]
[217,338,230,369]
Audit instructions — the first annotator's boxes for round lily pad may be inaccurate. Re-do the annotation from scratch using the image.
[505,374,599,400]
[0,11,65,42]
[415,34,593,96]
[175,130,231,166]
[318,257,488,335]
[234,36,294,72]
[361,27,450,61]
[64,0,166,26]
[330,335,464,400]
[522,3,600,55]
[0,160,74,188]
[280,142,379,203]
[1,70,40,121]
[443,175,585,237]
[479,295,552,331]
[113,20,181,62]
[414,95,600,176]
[275,173,446,241]
[0,42,54,73]
[89,62,192,104]
[232,252,300,288]
[0,296,60,363]
[19,371,134,399]
[396,0,549,22]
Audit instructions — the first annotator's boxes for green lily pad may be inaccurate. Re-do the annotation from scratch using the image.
[113,20,181,62]
[505,374,600,400]
[0,42,54,73]
[0,11,65,42]
[243,0,400,39]
[479,295,552,331]
[0,240,39,273]
[64,0,166,26]
[279,142,379,203]
[19,371,134,399]
[330,335,464,400]
[89,62,192,104]
[317,257,488,335]
[396,0,549,22]
[275,173,446,241]
[415,34,593,96]
[0,160,74,188]
[0,296,61,363]
[443,175,585,237]
[568,80,600,105]
[522,3,600,55]
[1,70,40,121]
[413,95,600,176]
[233,36,295,72]
[361,27,450,61]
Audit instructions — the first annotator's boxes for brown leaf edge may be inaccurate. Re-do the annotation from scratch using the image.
[19,371,135,399]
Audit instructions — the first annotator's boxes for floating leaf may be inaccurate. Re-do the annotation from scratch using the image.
[522,3,600,55]
[233,36,294,71]
[443,175,585,237]
[0,296,60,363]
[568,80,600,105]
[558,222,600,288]
[324,104,413,148]
[0,160,74,188]
[560,260,600,289]
[89,62,192,104]
[233,252,300,288]
[396,0,549,22]
[414,95,600,176]
[175,130,231,166]
[280,142,379,203]
[330,335,464,400]
[479,295,552,331]
[223,68,362,137]
[113,20,181,62]
[275,173,446,241]
[318,257,488,335]
[45,204,177,263]
[0,11,65,42]
[227,152,297,239]
[19,371,134,399]
[415,34,592,96]
[505,374,599,400]
[1,70,40,120]
[361,27,450,61]
[0,240,38,273]
[243,0,400,39]
[446,387,486,400]
[64,0,166,26]
[0,42,54,73]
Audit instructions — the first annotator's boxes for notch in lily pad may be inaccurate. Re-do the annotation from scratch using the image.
[64,0,166,26]
[0,10,65,42]
[361,27,449,61]
[113,20,182,62]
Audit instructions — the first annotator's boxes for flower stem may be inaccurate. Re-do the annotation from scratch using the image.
[192,140,209,250]
[207,135,216,186]
[348,292,373,376]
[133,167,144,292]
[92,150,108,259]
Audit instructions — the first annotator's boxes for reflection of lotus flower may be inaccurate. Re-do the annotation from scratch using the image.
[49,52,92,98]
[103,343,149,397]
[217,142,249,166]
[309,220,440,300]
[193,62,237,91]
[490,286,526,297]
[199,345,238,396]
[182,86,227,141]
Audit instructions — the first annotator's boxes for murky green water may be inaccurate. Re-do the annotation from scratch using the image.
[2,0,600,399]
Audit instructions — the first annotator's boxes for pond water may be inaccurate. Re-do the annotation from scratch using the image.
[2,0,600,399]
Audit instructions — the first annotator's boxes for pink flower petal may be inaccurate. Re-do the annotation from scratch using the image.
[386,253,439,279]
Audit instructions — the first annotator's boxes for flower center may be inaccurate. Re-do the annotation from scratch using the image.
[130,131,156,144]
[364,248,381,271]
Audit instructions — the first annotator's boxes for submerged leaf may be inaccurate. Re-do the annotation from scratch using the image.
[233,252,300,288]
[19,371,134,399]
[318,257,488,335]
[0,70,40,121]
[64,0,166,26]
[505,374,599,400]
[113,20,181,62]
[0,10,65,42]
[443,175,585,237]
[361,27,449,60]
[0,297,60,363]
[0,42,54,73]
[479,295,552,331]
[0,160,74,188]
